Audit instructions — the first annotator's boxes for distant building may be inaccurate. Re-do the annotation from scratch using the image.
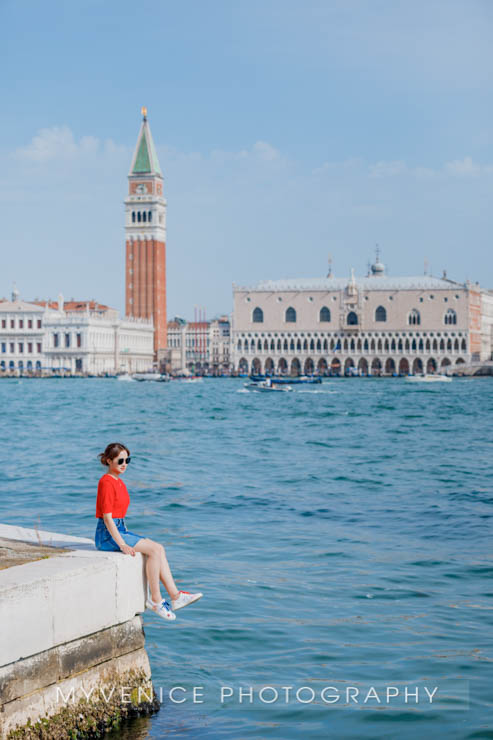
[0,287,54,374]
[0,290,153,375]
[125,108,167,356]
[231,255,488,376]
[166,316,231,374]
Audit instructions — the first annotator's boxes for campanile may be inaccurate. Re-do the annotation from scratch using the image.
[125,107,167,354]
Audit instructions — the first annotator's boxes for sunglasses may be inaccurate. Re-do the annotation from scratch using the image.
[117,457,131,465]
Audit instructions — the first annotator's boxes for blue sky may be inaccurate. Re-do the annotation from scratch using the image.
[1,0,492,318]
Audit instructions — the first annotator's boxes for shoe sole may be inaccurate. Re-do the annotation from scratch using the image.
[173,593,203,611]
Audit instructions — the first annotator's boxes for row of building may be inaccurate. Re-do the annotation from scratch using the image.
[3,110,493,377]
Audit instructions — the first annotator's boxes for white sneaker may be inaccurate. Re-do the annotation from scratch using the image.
[145,597,176,621]
[171,590,203,611]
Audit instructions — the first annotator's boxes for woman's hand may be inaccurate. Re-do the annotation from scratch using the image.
[120,544,136,556]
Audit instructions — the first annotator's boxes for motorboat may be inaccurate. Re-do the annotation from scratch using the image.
[244,380,293,392]
[131,373,170,382]
[405,374,452,383]
[249,375,321,385]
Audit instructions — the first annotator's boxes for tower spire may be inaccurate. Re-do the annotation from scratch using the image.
[129,107,162,177]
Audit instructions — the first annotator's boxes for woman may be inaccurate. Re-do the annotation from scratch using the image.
[95,442,202,621]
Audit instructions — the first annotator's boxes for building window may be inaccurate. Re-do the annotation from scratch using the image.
[285,307,297,323]
[347,311,358,326]
[137,212,141,222]
[19,319,24,329]
[28,343,33,353]
[1,343,5,353]
[252,307,264,323]
[65,333,71,348]
[1,320,5,329]
[28,319,33,328]
[10,343,14,353]
[54,333,59,348]
[142,211,147,222]
[148,211,152,222]
[18,343,24,353]
[37,343,42,353]
[10,320,14,329]
[444,309,457,325]
[132,211,136,223]
[319,306,331,322]
[76,333,82,348]
[375,306,387,322]
[408,309,421,326]
[37,320,42,329]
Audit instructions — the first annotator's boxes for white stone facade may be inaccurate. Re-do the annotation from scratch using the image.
[231,265,485,376]
[0,294,154,375]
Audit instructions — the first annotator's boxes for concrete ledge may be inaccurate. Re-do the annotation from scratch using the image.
[0,617,145,705]
[0,524,147,665]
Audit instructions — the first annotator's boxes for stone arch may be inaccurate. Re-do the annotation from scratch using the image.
[456,357,465,365]
[290,358,301,376]
[399,358,410,375]
[264,357,274,374]
[412,358,423,374]
[330,357,341,375]
[263,339,269,351]
[253,307,264,323]
[251,358,262,375]
[441,357,451,368]
[317,358,328,375]
[347,311,358,325]
[385,357,396,375]
[278,357,288,374]
[371,357,382,375]
[344,357,355,374]
[426,357,437,373]
[358,357,368,375]
[304,357,315,374]
[238,357,248,373]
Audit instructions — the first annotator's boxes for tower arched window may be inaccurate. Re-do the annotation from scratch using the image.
[408,309,420,326]
[444,308,457,325]
[285,307,296,323]
[252,307,264,323]
[319,306,331,322]
[375,305,387,322]
[137,212,141,223]
[132,212,136,223]
[142,212,147,222]
[347,311,358,326]
[148,211,152,222]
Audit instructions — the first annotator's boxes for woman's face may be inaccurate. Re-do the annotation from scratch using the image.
[108,449,130,476]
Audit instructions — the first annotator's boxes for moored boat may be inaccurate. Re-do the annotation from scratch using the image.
[405,374,452,383]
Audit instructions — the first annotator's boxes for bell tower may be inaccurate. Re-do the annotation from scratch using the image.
[125,107,167,354]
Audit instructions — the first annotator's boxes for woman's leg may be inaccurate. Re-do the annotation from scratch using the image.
[133,539,163,603]
[157,543,180,601]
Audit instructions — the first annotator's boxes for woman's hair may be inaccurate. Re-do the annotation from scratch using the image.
[98,442,130,466]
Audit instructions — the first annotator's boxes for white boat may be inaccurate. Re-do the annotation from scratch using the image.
[117,374,134,382]
[131,373,170,382]
[244,381,293,392]
[405,374,452,383]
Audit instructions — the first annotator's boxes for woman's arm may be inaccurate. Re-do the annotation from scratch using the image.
[102,513,135,556]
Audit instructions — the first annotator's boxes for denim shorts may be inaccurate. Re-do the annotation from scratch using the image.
[95,517,144,552]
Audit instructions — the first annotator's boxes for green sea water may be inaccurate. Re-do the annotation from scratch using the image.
[0,377,492,739]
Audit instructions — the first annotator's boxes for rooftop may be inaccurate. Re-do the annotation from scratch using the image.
[235,275,467,292]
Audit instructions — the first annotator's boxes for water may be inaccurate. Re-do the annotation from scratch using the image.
[1,377,492,739]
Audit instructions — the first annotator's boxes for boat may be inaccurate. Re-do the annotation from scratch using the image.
[249,375,321,385]
[405,374,452,383]
[131,373,170,382]
[244,380,293,392]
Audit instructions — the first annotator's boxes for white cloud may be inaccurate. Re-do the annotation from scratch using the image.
[445,156,481,177]
[13,126,123,164]
[369,160,407,178]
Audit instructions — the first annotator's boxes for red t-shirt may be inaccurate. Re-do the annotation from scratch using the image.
[95,474,130,518]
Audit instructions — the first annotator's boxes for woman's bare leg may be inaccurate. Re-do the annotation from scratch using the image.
[134,539,162,603]
[158,544,180,600]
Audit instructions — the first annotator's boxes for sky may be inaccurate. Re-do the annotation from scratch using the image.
[1,0,493,319]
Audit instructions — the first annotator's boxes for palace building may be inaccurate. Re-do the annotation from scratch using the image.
[125,108,167,355]
[231,254,490,376]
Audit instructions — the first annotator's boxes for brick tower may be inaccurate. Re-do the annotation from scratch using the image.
[125,107,167,355]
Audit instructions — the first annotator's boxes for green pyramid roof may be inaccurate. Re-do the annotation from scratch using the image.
[130,117,162,176]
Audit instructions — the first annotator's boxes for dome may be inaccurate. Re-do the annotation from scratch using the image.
[371,254,385,275]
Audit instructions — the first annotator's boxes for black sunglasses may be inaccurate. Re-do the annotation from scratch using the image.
[117,457,131,465]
